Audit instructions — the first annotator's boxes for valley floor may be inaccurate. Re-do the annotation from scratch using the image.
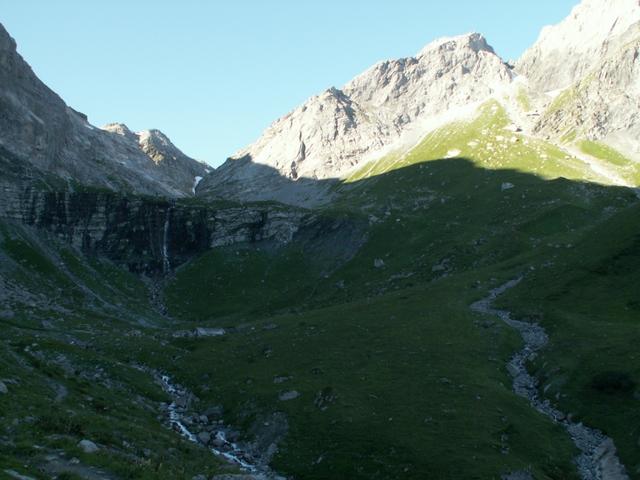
[1,157,639,479]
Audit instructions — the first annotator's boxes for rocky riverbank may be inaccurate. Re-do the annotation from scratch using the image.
[157,373,287,480]
[471,278,629,480]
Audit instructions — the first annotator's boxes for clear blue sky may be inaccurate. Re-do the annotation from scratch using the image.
[0,1,577,166]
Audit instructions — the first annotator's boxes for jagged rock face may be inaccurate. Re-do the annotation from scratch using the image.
[198,33,513,205]
[0,182,312,273]
[516,0,640,91]
[344,34,510,131]
[534,23,640,159]
[0,23,208,198]
[104,124,212,195]
[516,0,640,160]
[0,151,366,273]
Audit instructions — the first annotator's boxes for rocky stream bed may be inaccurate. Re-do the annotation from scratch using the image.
[471,278,629,480]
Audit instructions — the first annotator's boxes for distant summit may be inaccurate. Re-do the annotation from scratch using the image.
[516,0,640,91]
[0,23,207,197]
[198,0,640,205]
[199,32,513,205]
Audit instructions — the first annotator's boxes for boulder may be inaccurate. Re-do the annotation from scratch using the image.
[211,436,226,448]
[77,439,99,454]
[279,390,300,401]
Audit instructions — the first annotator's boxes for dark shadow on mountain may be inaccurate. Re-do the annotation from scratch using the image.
[198,151,639,209]
[196,154,342,207]
[1,149,639,276]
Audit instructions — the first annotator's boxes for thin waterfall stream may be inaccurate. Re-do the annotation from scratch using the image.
[162,206,172,274]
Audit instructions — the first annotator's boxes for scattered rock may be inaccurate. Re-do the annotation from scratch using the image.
[173,327,226,338]
[77,439,99,454]
[4,470,36,480]
[314,387,337,410]
[211,435,226,448]
[203,405,224,420]
[273,376,291,384]
[445,148,462,158]
[504,123,522,132]
[197,431,211,444]
[212,475,264,480]
[501,471,533,480]
[195,327,226,337]
[432,259,450,273]
[0,381,8,394]
[501,182,515,191]
[279,390,300,401]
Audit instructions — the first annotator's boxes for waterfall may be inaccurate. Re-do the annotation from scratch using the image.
[162,207,171,274]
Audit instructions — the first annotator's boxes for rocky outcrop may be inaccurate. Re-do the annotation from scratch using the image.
[516,0,640,92]
[0,183,311,273]
[198,33,513,205]
[0,23,208,198]
[517,0,640,160]
[0,163,365,274]
[533,22,640,160]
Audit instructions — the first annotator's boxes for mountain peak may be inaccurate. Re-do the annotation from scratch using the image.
[139,129,171,145]
[517,0,640,90]
[200,31,512,205]
[102,122,136,139]
[417,32,494,57]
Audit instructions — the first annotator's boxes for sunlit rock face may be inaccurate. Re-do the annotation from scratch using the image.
[518,0,640,160]
[516,0,640,91]
[198,33,514,205]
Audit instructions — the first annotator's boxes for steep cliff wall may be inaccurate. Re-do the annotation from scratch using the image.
[0,181,315,273]
[0,174,366,275]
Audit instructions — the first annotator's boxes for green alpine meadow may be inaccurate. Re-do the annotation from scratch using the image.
[0,1,639,479]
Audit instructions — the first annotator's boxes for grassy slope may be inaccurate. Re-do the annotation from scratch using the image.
[164,104,639,478]
[167,278,578,479]
[2,101,639,478]
[499,202,640,476]
[347,101,608,185]
[578,140,640,185]
[0,222,231,479]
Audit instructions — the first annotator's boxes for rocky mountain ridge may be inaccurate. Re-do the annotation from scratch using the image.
[516,0,640,91]
[0,177,366,275]
[519,0,640,161]
[3,0,638,208]
[198,33,514,205]
[199,0,640,206]
[0,23,208,198]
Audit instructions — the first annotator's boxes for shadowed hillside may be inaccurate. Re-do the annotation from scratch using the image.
[2,156,639,479]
